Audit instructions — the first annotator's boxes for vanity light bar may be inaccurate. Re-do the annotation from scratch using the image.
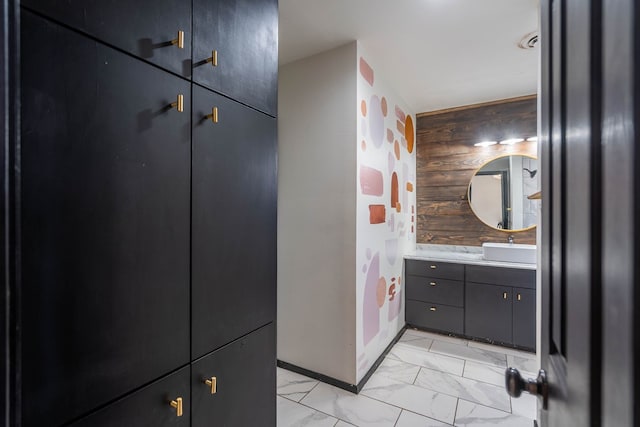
[499,138,525,145]
[474,136,538,146]
[526,136,538,142]
[474,140,498,147]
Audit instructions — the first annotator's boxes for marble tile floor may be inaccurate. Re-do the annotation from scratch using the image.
[277,328,538,427]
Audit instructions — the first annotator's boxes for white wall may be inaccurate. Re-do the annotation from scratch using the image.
[277,42,358,384]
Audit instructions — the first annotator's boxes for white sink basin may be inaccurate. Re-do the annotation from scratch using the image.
[482,243,537,264]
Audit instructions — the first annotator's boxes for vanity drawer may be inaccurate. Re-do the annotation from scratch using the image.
[405,259,465,281]
[466,265,535,289]
[405,275,464,307]
[406,300,464,334]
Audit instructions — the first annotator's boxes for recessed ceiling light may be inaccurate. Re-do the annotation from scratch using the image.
[526,136,538,142]
[474,141,497,147]
[499,138,524,145]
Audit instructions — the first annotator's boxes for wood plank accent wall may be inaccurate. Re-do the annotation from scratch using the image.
[416,95,538,246]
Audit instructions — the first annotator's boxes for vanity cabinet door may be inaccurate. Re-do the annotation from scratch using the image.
[70,367,191,427]
[192,0,278,115]
[21,12,190,427]
[191,85,277,358]
[21,0,192,77]
[465,282,513,344]
[191,323,276,427]
[513,288,536,349]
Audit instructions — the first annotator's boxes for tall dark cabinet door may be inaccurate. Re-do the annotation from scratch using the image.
[512,288,536,349]
[191,323,276,427]
[193,0,278,116]
[21,12,190,426]
[191,86,277,359]
[21,0,191,77]
[465,282,513,344]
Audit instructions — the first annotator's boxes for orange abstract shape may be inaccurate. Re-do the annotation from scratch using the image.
[381,97,388,116]
[391,172,399,208]
[396,202,402,213]
[396,120,405,134]
[388,283,396,301]
[406,182,414,192]
[359,57,374,86]
[361,140,367,151]
[361,100,367,117]
[405,115,415,153]
[387,129,394,143]
[395,105,406,122]
[360,166,384,196]
[369,205,386,224]
[394,140,401,160]
[376,277,387,307]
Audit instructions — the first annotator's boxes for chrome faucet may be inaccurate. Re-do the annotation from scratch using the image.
[508,235,514,244]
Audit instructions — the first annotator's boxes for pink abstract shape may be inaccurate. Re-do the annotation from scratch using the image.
[360,57,374,86]
[360,165,383,196]
[369,96,385,148]
[387,213,395,231]
[385,239,399,265]
[387,129,394,142]
[388,286,402,321]
[363,253,381,345]
[395,105,406,122]
[396,120,405,134]
[388,152,395,174]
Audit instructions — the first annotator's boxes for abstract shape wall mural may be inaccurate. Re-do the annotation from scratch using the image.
[357,50,416,381]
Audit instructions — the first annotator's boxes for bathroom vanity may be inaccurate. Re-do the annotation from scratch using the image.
[405,248,536,351]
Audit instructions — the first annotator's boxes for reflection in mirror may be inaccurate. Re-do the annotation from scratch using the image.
[468,155,538,231]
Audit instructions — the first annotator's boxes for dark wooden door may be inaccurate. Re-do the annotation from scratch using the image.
[192,0,278,116]
[21,0,192,77]
[512,288,535,349]
[191,85,277,359]
[465,282,512,344]
[21,11,190,426]
[191,323,276,427]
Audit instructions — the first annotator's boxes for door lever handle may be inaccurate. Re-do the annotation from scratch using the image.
[505,367,548,409]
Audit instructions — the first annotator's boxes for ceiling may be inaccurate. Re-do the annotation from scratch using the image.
[279,0,539,114]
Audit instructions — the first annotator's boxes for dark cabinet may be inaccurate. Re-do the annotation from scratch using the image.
[21,0,192,77]
[191,86,277,358]
[191,323,276,427]
[21,11,191,426]
[465,282,513,344]
[513,288,536,348]
[406,300,464,334]
[193,0,278,115]
[70,367,191,427]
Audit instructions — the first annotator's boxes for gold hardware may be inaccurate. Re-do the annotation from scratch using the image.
[430,265,437,269]
[503,292,508,300]
[206,50,218,67]
[171,31,185,49]
[171,94,184,113]
[205,107,219,123]
[205,376,218,394]
[429,307,437,311]
[429,281,436,286]
[170,397,183,417]
[517,293,522,301]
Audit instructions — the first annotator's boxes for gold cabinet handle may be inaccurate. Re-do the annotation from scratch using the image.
[205,376,217,394]
[205,107,219,123]
[171,94,184,113]
[206,50,218,67]
[171,31,185,49]
[517,293,522,301]
[430,265,437,269]
[429,307,437,312]
[429,281,436,286]
[503,292,508,300]
[170,397,183,417]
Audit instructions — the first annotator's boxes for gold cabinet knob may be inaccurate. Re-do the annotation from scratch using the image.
[204,376,217,394]
[429,281,436,286]
[171,94,184,113]
[503,292,508,300]
[170,397,183,417]
[205,107,219,123]
[517,293,522,301]
[429,307,437,312]
[206,50,218,67]
[430,265,437,269]
[171,31,185,49]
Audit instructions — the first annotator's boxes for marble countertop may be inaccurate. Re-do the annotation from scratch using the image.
[404,244,537,270]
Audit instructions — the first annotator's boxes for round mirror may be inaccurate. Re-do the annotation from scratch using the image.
[468,154,538,231]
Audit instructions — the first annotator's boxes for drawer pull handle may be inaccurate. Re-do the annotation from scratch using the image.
[429,281,436,286]
[517,293,522,301]
[205,107,219,123]
[170,94,184,113]
[429,307,437,311]
[206,50,219,67]
[170,397,183,417]
[430,265,437,269]
[503,292,508,300]
[171,30,185,49]
[205,376,218,394]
